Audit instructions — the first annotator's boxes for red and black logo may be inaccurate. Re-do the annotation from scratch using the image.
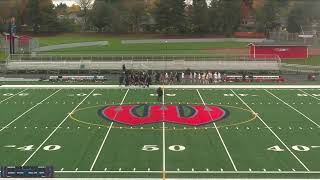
[99,104,228,126]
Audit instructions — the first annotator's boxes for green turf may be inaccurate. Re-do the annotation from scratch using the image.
[283,56,320,66]
[0,49,6,62]
[37,33,247,55]
[0,87,319,178]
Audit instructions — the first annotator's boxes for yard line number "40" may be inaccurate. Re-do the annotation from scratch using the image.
[4,145,61,151]
[142,145,185,152]
[268,145,320,152]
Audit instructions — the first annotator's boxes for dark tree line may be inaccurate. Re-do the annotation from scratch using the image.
[1,0,320,34]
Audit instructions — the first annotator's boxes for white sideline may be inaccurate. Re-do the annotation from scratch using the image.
[196,89,237,171]
[1,85,320,89]
[230,90,310,172]
[0,89,28,104]
[90,89,130,171]
[0,89,61,133]
[265,90,320,128]
[54,170,320,174]
[21,89,95,166]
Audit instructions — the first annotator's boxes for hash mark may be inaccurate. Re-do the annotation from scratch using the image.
[292,168,296,171]
[177,168,180,171]
[278,169,282,172]
[263,169,266,171]
[104,168,107,171]
[60,168,64,171]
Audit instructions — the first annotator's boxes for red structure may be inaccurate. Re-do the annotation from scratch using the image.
[249,43,309,60]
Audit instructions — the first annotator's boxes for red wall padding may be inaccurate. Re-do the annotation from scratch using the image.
[249,45,308,59]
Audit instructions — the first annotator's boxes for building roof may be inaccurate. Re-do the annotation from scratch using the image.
[248,43,310,47]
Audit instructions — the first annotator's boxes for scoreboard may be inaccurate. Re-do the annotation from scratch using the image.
[0,166,54,178]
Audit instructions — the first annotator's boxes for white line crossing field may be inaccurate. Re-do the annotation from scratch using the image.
[197,89,238,171]
[0,89,61,133]
[21,89,96,166]
[265,90,320,128]
[90,89,130,171]
[230,89,311,172]
[0,87,319,178]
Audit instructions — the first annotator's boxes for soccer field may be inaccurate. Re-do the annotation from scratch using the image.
[0,85,320,178]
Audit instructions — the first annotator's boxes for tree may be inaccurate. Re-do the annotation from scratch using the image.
[209,0,241,35]
[192,0,209,33]
[25,0,41,32]
[121,0,147,32]
[55,3,68,16]
[90,0,112,32]
[77,0,93,30]
[255,0,289,35]
[39,0,58,32]
[287,1,320,33]
[154,0,186,33]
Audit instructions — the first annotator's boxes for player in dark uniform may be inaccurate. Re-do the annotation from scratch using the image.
[157,87,163,102]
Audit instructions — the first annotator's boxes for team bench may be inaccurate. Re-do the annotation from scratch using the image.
[225,75,285,82]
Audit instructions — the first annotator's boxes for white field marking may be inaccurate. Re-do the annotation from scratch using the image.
[265,90,320,128]
[90,89,129,171]
[197,89,238,171]
[3,85,320,89]
[162,87,166,175]
[21,89,95,166]
[0,89,28,104]
[54,170,320,174]
[231,89,310,172]
[299,89,320,101]
[0,89,61,133]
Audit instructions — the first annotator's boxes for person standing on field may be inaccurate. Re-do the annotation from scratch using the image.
[157,87,163,102]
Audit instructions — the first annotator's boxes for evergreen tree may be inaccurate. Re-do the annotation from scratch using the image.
[39,0,58,32]
[25,0,40,32]
[192,0,209,33]
[154,0,186,33]
[209,0,241,35]
[90,0,113,32]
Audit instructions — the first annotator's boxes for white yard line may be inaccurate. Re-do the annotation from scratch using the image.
[265,90,320,128]
[0,89,61,133]
[196,89,238,171]
[0,89,28,104]
[230,89,310,172]
[299,89,320,101]
[90,89,130,171]
[162,87,166,176]
[54,170,320,174]
[21,89,95,166]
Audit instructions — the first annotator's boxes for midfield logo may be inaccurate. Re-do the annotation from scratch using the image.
[99,104,228,126]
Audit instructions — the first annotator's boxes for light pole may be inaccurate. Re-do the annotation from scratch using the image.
[164,40,168,72]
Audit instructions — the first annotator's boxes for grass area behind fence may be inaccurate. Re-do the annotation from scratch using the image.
[283,56,320,66]
[37,33,247,55]
[0,49,6,62]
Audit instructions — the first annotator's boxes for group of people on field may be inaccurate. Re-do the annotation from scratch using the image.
[120,64,224,86]
[155,71,223,84]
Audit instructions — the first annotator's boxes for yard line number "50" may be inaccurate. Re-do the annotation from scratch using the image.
[142,145,185,152]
